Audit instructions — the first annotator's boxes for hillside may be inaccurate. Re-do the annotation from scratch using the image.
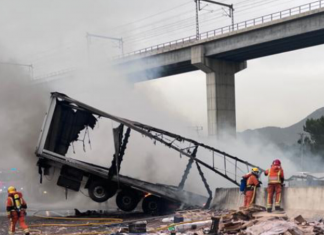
[239,107,324,146]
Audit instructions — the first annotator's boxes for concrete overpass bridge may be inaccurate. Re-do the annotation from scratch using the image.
[115,0,324,138]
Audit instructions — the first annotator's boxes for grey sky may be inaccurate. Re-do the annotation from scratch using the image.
[1,0,323,132]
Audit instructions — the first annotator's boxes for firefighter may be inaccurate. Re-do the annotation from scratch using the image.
[243,168,261,208]
[264,159,285,213]
[6,186,30,235]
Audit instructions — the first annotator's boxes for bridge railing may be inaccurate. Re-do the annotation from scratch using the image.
[116,0,324,59]
[200,0,323,40]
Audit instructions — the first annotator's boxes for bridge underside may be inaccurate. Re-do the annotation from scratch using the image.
[127,28,324,81]
[118,9,324,137]
[216,29,324,61]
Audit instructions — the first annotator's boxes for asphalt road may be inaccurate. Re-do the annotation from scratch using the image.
[0,212,171,235]
[0,216,115,234]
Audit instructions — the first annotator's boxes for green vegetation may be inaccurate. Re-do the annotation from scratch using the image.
[298,116,324,156]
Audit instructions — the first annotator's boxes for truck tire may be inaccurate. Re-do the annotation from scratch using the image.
[142,195,161,214]
[116,189,140,212]
[88,181,117,203]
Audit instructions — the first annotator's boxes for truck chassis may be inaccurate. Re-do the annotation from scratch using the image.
[35,92,263,213]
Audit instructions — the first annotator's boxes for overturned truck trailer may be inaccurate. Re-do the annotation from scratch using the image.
[36,92,263,213]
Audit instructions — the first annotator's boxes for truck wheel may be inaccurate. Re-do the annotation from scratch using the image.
[116,190,140,212]
[88,181,117,203]
[142,195,161,214]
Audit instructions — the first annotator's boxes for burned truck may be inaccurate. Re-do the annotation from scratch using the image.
[35,92,261,213]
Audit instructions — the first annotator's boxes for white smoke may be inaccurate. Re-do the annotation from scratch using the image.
[0,49,309,213]
[0,60,49,210]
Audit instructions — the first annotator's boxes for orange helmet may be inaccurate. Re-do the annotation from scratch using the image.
[273,159,281,166]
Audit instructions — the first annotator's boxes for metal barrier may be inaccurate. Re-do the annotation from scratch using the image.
[116,0,324,59]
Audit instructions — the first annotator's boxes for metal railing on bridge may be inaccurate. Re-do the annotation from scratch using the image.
[116,0,324,59]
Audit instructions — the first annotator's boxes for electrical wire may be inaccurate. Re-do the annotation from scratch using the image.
[115,0,251,36]
[124,0,311,49]
[121,0,247,39]
[30,1,288,57]
[107,0,193,32]
[198,0,300,31]
[22,3,194,63]
[22,2,193,61]
[24,0,231,61]
[113,8,196,36]
[121,0,288,44]
[27,0,315,69]
[121,9,214,41]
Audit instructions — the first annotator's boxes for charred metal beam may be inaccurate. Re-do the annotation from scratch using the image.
[109,125,131,179]
[196,162,213,209]
[51,93,264,187]
[118,127,131,169]
[178,146,198,189]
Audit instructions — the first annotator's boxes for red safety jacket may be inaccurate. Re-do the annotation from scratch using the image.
[265,165,284,184]
[247,174,259,186]
[243,173,260,190]
[6,192,27,215]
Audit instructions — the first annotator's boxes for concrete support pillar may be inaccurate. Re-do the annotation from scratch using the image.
[191,45,247,138]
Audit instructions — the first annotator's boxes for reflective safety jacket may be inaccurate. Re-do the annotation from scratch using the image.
[243,173,260,189]
[265,165,284,184]
[6,192,27,213]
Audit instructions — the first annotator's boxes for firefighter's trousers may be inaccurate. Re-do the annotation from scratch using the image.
[244,187,256,207]
[267,183,282,208]
[8,211,29,234]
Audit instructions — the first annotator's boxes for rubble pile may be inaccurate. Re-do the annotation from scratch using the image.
[148,206,324,235]
[2,207,324,234]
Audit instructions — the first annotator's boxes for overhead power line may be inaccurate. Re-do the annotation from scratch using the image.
[24,0,308,67]
[106,0,193,32]
[123,0,298,48]
[121,0,273,43]
[198,0,288,31]
[86,32,124,58]
[198,0,235,28]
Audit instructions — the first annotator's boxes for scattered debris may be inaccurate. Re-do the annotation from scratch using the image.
[246,220,303,235]
[174,220,212,233]
[294,215,307,224]
[152,206,324,235]
[2,206,323,234]
[174,214,184,223]
[129,220,147,233]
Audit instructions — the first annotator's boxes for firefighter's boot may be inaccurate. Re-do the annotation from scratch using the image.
[267,208,272,213]
[275,206,284,211]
